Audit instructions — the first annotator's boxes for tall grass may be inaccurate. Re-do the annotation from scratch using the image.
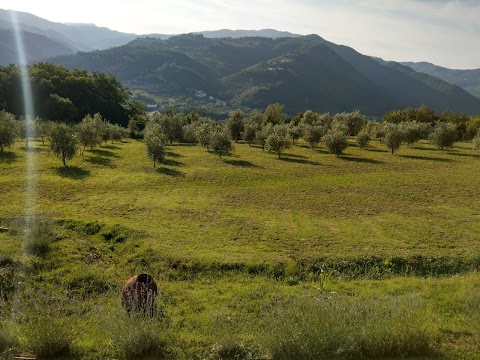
[100,300,176,359]
[22,216,57,256]
[262,291,439,359]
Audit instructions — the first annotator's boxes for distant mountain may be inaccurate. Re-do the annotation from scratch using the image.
[401,61,480,99]
[0,9,138,53]
[0,29,74,65]
[0,9,301,64]
[48,34,480,116]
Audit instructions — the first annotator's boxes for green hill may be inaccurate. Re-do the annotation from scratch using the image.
[49,34,480,116]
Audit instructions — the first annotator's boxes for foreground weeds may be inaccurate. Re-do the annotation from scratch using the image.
[263,292,438,359]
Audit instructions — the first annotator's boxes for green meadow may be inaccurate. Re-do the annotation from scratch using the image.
[1,137,480,358]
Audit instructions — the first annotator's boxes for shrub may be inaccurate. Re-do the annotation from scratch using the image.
[22,316,74,358]
[23,216,56,257]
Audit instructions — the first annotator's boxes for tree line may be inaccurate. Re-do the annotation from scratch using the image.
[1,104,480,167]
[0,63,144,127]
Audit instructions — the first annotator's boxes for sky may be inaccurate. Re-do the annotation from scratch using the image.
[2,0,479,69]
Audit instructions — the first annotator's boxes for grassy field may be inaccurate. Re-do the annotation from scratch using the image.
[1,137,480,358]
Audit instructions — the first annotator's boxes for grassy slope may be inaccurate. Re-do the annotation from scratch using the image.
[1,138,480,358]
[2,139,479,261]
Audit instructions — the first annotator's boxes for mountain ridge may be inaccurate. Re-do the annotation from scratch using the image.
[400,61,480,99]
[47,34,480,116]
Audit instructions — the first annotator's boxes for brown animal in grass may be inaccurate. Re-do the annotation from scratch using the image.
[121,273,158,314]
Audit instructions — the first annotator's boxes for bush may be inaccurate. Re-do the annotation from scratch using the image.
[23,216,56,257]
[22,316,74,358]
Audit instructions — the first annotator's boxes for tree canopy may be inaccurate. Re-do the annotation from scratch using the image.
[0,63,143,126]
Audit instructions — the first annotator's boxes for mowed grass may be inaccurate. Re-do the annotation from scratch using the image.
[1,137,480,358]
[1,138,479,264]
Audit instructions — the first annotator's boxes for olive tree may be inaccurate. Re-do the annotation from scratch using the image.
[195,120,217,149]
[255,123,274,150]
[430,122,457,150]
[0,111,18,153]
[226,110,245,142]
[49,123,78,166]
[144,122,166,167]
[302,124,323,150]
[152,112,184,144]
[263,103,285,125]
[384,123,404,154]
[356,129,371,149]
[266,125,291,158]
[210,130,233,157]
[76,114,102,154]
[323,129,348,156]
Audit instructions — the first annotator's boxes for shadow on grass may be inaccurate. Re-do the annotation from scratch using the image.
[156,167,184,177]
[166,151,183,158]
[21,146,45,153]
[86,149,119,158]
[0,151,17,163]
[223,159,261,168]
[447,152,480,159]
[282,153,308,159]
[101,145,122,150]
[163,158,184,167]
[365,148,389,153]
[279,157,320,165]
[342,156,383,164]
[400,154,453,162]
[86,156,112,166]
[411,146,434,151]
[169,143,197,147]
[56,166,91,180]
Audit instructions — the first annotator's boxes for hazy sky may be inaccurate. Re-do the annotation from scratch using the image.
[3,0,479,69]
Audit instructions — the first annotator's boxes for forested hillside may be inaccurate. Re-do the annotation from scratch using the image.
[49,34,480,116]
